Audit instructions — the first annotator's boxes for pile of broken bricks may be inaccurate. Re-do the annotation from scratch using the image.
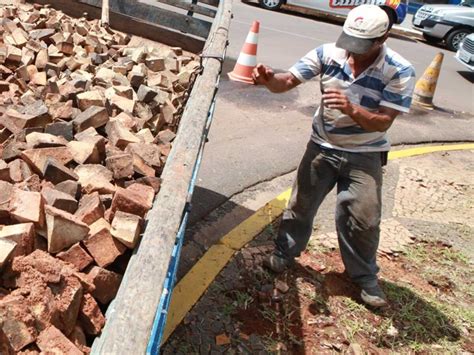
[0,2,200,354]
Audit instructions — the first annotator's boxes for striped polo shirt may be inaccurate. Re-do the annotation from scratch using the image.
[289,43,416,152]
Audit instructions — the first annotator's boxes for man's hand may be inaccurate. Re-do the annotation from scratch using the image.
[252,63,274,85]
[322,89,354,116]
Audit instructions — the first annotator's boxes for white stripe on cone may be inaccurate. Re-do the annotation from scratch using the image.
[245,31,259,45]
[236,53,257,67]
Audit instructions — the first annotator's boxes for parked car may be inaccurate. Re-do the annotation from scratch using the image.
[455,33,474,70]
[256,0,408,24]
[412,0,474,51]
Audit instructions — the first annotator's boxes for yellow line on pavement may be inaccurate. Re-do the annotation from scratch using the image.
[162,143,473,344]
[388,143,474,160]
[162,189,291,344]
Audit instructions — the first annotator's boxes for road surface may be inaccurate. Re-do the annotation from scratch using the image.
[189,0,474,222]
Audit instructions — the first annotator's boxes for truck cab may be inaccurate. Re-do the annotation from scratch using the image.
[412,0,474,50]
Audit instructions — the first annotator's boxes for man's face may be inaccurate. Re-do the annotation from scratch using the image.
[349,37,385,61]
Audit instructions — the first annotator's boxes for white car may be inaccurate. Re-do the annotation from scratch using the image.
[455,33,474,70]
[256,0,408,24]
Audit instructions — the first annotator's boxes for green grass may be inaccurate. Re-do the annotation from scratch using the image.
[221,301,236,317]
[233,290,254,310]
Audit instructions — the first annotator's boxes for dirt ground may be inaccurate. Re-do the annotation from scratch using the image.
[163,149,473,354]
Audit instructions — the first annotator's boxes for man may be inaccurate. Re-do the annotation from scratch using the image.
[252,4,415,307]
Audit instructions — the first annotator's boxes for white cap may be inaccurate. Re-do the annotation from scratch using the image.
[336,5,389,54]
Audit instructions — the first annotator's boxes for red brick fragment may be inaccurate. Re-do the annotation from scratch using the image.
[0,293,38,352]
[45,206,90,253]
[78,293,105,335]
[57,243,93,271]
[75,192,105,225]
[9,189,44,226]
[87,265,122,304]
[41,186,78,214]
[50,276,83,336]
[83,227,126,267]
[68,325,88,351]
[126,183,155,208]
[111,211,142,249]
[43,158,79,185]
[0,223,35,257]
[110,186,153,219]
[36,325,82,355]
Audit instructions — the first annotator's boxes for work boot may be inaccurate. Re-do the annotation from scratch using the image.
[263,254,292,273]
[360,284,387,307]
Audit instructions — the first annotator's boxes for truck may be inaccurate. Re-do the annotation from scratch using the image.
[0,0,232,354]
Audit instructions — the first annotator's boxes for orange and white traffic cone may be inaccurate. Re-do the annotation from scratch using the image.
[228,21,260,84]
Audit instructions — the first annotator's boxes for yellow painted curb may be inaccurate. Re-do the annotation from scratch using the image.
[162,244,235,343]
[162,189,291,344]
[388,143,474,160]
[162,143,474,344]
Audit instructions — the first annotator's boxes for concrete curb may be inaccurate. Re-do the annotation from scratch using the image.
[391,25,423,41]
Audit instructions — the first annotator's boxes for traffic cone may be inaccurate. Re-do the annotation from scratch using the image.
[413,52,444,109]
[228,21,260,84]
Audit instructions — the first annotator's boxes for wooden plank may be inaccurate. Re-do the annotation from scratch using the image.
[198,0,220,7]
[80,0,212,38]
[154,0,217,18]
[92,0,233,353]
[27,0,206,53]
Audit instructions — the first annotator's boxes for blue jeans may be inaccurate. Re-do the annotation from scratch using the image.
[275,141,383,288]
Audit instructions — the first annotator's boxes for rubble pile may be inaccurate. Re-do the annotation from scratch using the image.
[0,3,200,353]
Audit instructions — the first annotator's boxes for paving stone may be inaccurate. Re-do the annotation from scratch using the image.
[0,223,35,257]
[110,186,153,219]
[87,266,122,304]
[45,121,74,141]
[56,243,93,271]
[43,159,79,185]
[78,293,105,335]
[67,140,101,165]
[110,211,142,248]
[105,120,140,149]
[7,158,32,183]
[21,147,74,176]
[41,186,78,214]
[0,159,11,182]
[0,238,17,268]
[25,132,68,149]
[51,276,83,335]
[45,205,90,253]
[105,153,134,179]
[37,325,82,355]
[0,296,36,351]
[9,189,44,226]
[76,90,104,111]
[74,164,115,194]
[83,227,126,267]
[75,192,105,225]
[55,180,81,200]
[126,183,155,209]
[73,106,108,132]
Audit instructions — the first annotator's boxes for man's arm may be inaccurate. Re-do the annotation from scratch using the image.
[322,89,399,132]
[252,64,301,93]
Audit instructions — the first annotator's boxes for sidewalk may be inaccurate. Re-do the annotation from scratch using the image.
[162,146,474,353]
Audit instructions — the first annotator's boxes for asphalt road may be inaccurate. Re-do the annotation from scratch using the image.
[189,0,474,222]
